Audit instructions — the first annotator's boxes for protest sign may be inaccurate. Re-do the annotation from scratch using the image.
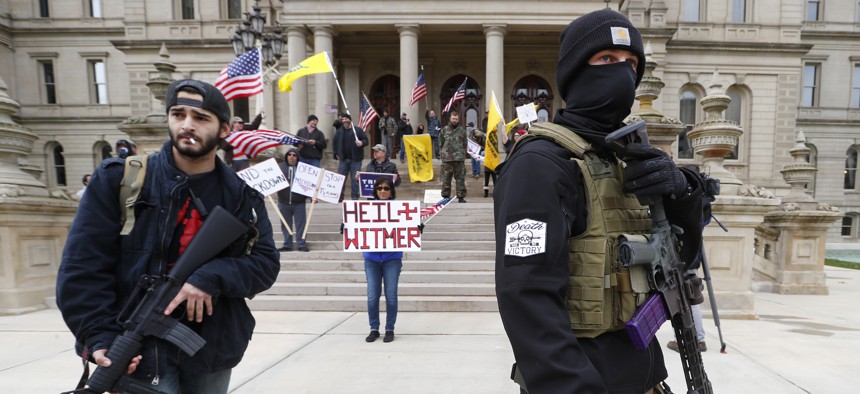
[423,189,443,204]
[318,171,346,204]
[236,158,289,196]
[516,102,538,124]
[358,172,397,198]
[292,162,322,198]
[342,200,422,252]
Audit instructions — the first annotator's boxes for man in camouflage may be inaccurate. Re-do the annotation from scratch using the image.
[378,110,398,157]
[440,111,468,203]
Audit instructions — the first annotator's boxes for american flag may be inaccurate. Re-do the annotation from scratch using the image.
[358,93,379,131]
[224,131,279,158]
[409,70,427,107]
[420,197,453,221]
[442,78,468,114]
[256,129,306,146]
[214,49,263,102]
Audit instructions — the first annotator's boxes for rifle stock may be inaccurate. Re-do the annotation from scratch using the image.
[76,206,248,394]
[606,121,713,394]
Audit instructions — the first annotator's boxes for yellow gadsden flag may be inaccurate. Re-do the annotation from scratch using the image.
[278,52,334,92]
[484,91,503,171]
[402,134,434,182]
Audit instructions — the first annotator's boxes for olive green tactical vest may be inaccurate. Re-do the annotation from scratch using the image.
[519,122,653,338]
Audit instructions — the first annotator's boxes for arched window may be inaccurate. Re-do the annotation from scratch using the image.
[439,75,481,127]
[726,86,749,160]
[46,142,67,187]
[511,75,554,123]
[806,143,818,196]
[846,147,859,190]
[678,87,700,159]
[93,140,112,169]
[842,213,859,238]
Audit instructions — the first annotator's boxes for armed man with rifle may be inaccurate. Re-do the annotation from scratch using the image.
[57,79,280,393]
[493,8,712,394]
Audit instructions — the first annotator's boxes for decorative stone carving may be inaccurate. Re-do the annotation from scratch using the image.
[627,43,685,154]
[120,44,176,154]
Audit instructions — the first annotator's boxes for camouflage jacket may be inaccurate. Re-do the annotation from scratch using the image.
[440,124,467,162]
[378,116,398,137]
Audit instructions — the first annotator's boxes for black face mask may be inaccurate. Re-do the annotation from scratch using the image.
[556,61,637,135]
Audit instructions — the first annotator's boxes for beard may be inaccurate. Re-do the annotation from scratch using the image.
[169,127,221,159]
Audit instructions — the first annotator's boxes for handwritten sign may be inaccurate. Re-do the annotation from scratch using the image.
[342,200,422,252]
[318,171,346,204]
[292,162,322,198]
[516,102,538,124]
[236,158,288,196]
[358,172,397,198]
[423,189,443,204]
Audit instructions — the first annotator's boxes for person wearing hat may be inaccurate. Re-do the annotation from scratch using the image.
[333,112,369,200]
[358,144,401,191]
[277,148,310,252]
[57,79,280,393]
[396,112,413,163]
[228,111,264,170]
[295,114,327,168]
[377,110,397,153]
[493,9,708,393]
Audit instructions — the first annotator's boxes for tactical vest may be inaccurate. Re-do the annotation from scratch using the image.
[517,122,654,338]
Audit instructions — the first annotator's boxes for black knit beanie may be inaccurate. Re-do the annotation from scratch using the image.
[557,8,646,90]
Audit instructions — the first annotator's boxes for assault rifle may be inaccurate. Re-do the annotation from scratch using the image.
[64,206,249,394]
[605,120,713,394]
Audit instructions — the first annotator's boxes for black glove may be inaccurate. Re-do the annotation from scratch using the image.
[418,223,425,234]
[621,143,688,199]
[339,223,344,234]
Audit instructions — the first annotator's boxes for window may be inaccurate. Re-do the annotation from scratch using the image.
[39,0,49,17]
[39,60,57,104]
[801,64,819,107]
[88,0,102,17]
[731,0,747,23]
[842,215,855,237]
[678,88,699,159]
[93,141,112,168]
[180,0,195,20]
[725,87,745,160]
[846,148,858,190]
[806,0,821,21]
[852,65,860,108]
[857,1,860,22]
[683,0,703,22]
[226,0,242,19]
[48,143,67,187]
[88,60,108,104]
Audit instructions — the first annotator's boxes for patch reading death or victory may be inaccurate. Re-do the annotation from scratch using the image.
[505,218,547,257]
[610,27,631,46]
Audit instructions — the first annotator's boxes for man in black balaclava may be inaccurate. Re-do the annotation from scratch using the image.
[493,8,706,394]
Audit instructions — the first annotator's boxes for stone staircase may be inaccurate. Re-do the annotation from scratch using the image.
[248,158,500,312]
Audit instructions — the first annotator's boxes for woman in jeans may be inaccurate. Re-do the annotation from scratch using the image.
[363,177,402,343]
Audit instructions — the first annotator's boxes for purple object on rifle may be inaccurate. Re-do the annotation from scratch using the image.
[626,293,670,350]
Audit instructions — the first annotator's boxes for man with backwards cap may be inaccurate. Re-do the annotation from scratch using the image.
[493,9,707,394]
[56,79,280,393]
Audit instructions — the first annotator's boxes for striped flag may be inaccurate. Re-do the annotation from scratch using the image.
[358,93,379,131]
[442,78,468,114]
[256,129,306,145]
[224,131,279,158]
[420,197,453,221]
[214,49,263,102]
[409,70,427,107]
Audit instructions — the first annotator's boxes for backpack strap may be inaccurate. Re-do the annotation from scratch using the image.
[512,122,593,159]
[119,155,148,235]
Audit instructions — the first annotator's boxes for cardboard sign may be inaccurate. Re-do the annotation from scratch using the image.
[236,158,289,196]
[516,102,538,124]
[423,189,443,204]
[342,200,422,252]
[292,161,323,198]
[358,172,397,198]
[318,171,346,204]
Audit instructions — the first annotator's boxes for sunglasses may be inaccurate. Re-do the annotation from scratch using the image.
[287,154,297,157]
[375,186,392,191]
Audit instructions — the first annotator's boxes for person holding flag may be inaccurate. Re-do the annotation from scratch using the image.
[333,113,369,200]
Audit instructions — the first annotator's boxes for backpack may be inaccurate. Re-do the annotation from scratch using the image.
[118,155,149,235]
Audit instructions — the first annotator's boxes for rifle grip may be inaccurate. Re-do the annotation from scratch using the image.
[86,334,144,393]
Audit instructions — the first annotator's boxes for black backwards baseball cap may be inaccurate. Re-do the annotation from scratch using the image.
[165,79,231,124]
[557,8,646,89]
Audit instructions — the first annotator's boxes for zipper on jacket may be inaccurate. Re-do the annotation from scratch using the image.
[156,177,188,275]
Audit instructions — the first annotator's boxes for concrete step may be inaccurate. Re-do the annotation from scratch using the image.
[275,240,495,251]
[272,249,495,261]
[279,260,494,272]
[278,270,494,284]
[265,282,495,297]
[276,231,496,242]
[247,295,499,312]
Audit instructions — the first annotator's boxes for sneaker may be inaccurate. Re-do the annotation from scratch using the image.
[383,331,395,343]
[365,330,380,342]
[298,246,310,252]
[666,340,707,353]
[458,197,467,203]
[278,246,293,252]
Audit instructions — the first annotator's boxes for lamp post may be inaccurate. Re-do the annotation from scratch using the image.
[229,1,285,122]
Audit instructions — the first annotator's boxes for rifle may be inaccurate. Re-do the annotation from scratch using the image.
[64,205,249,394]
[605,120,713,394]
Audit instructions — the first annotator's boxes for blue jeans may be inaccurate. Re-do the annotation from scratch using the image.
[157,348,232,393]
[431,136,440,159]
[337,158,363,199]
[399,135,406,161]
[278,202,306,249]
[471,157,481,176]
[299,158,320,168]
[364,258,402,331]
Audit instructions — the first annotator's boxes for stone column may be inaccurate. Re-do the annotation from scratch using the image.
[397,24,420,125]
[287,25,309,136]
[312,25,336,143]
[484,24,506,112]
[119,43,175,155]
[0,74,77,315]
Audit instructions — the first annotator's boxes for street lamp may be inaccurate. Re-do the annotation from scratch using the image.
[230,1,285,70]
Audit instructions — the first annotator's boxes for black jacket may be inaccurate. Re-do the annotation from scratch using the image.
[494,136,704,394]
[365,158,401,186]
[276,162,308,204]
[295,126,327,160]
[241,113,263,131]
[57,141,280,380]
[333,124,369,161]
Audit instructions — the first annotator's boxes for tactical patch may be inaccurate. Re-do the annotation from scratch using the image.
[611,27,631,46]
[504,218,547,257]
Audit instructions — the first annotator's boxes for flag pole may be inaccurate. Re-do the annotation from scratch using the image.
[325,51,351,116]
[267,195,293,235]
[256,48,267,129]
[423,65,431,111]
[421,199,453,225]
